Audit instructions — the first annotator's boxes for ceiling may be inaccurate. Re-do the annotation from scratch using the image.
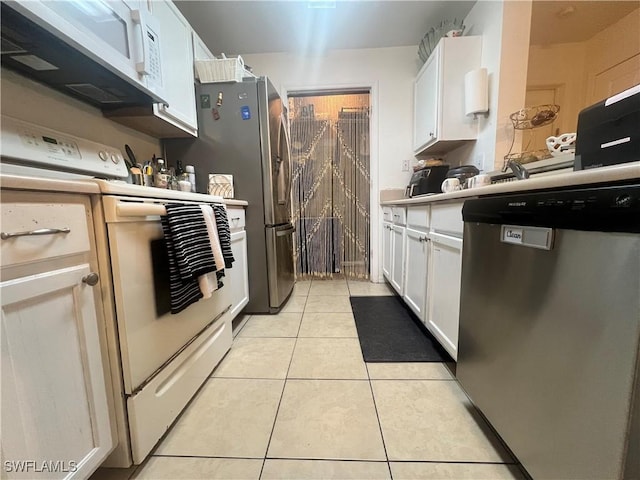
[174,1,476,55]
[529,1,639,45]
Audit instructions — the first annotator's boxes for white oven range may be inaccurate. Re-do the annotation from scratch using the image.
[1,116,234,467]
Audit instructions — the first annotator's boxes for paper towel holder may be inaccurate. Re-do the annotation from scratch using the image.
[464,68,489,118]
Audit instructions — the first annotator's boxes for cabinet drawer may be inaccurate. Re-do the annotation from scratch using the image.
[391,207,406,226]
[431,201,464,236]
[407,206,430,231]
[1,200,91,266]
[226,207,245,231]
[382,207,392,222]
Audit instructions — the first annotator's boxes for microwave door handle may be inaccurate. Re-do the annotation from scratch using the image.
[131,10,149,75]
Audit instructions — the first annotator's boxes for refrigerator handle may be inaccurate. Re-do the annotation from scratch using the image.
[276,224,296,237]
[276,113,292,207]
[280,113,293,209]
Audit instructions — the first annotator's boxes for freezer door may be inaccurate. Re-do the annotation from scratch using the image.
[265,223,295,310]
[259,79,292,226]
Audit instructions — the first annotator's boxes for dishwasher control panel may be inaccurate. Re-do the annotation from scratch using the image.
[463,184,640,233]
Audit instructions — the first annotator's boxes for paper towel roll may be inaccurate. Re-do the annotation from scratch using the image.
[464,68,488,116]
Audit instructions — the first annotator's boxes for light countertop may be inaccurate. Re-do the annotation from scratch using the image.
[381,162,640,206]
[1,173,101,194]
[0,174,249,206]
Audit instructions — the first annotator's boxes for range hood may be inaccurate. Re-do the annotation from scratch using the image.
[0,2,163,110]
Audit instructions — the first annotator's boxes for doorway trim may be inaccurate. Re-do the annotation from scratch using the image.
[283,81,380,282]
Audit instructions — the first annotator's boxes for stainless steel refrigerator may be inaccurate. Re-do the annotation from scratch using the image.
[164,77,294,313]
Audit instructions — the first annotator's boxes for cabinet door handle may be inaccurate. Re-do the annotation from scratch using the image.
[429,132,434,137]
[1,227,71,240]
[82,272,100,286]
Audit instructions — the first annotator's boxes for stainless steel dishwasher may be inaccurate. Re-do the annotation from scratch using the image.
[457,184,640,480]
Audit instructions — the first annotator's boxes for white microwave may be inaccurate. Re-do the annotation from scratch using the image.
[1,0,167,108]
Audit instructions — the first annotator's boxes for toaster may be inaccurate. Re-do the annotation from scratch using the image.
[406,165,450,197]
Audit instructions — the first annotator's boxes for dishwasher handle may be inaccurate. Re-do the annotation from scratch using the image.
[500,225,554,250]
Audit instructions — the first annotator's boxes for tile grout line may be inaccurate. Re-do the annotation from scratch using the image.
[258,292,308,479]
[364,339,394,479]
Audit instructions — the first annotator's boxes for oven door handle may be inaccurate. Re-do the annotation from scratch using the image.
[111,200,227,220]
[116,203,168,217]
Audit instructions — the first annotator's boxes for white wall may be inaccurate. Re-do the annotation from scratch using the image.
[584,8,640,104]
[243,46,418,189]
[0,68,161,163]
[527,42,587,134]
[446,0,532,172]
[243,46,419,282]
[527,8,640,136]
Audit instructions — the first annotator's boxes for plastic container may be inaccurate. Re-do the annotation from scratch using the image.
[154,159,169,189]
[185,165,196,193]
[195,56,247,83]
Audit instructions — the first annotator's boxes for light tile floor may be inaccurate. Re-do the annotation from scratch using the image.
[92,278,525,480]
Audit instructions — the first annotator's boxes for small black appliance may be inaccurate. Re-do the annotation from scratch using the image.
[407,165,450,197]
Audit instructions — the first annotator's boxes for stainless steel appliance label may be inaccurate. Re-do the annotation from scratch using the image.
[501,225,554,250]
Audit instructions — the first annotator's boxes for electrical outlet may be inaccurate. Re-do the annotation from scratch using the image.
[473,153,484,171]
[402,159,410,172]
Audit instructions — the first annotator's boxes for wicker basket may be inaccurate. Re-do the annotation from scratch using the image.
[195,56,247,83]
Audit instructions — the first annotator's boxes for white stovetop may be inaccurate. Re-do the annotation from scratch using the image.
[0,174,249,206]
[381,162,640,206]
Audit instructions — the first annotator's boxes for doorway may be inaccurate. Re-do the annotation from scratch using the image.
[288,91,371,280]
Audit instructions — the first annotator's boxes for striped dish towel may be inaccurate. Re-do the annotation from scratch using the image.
[212,203,234,268]
[162,204,218,314]
[199,205,225,298]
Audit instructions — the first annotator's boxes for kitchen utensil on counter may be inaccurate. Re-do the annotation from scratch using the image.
[446,165,479,188]
[178,180,192,192]
[546,133,577,156]
[441,177,462,193]
[185,165,196,193]
[467,173,492,188]
[125,144,141,168]
[124,144,143,185]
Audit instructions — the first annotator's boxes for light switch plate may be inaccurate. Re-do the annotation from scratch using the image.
[402,159,410,172]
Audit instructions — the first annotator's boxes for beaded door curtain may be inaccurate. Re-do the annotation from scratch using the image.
[288,93,370,279]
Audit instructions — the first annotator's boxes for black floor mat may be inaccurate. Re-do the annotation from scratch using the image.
[350,295,452,363]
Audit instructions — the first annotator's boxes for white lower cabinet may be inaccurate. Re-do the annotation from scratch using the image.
[229,229,249,318]
[382,221,392,280]
[403,227,429,321]
[1,192,113,479]
[426,232,463,360]
[390,224,406,294]
[381,200,465,360]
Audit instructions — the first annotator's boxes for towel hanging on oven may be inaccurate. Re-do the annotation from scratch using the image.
[212,203,234,268]
[199,205,225,298]
[162,204,219,314]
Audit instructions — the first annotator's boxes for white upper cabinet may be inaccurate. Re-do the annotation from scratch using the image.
[192,30,216,61]
[151,0,197,136]
[413,36,482,155]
